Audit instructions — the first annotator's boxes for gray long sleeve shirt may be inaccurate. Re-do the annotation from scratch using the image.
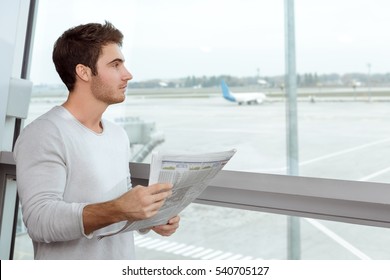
[14,106,135,259]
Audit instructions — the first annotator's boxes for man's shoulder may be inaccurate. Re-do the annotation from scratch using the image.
[14,107,65,160]
[22,107,63,133]
[16,106,70,147]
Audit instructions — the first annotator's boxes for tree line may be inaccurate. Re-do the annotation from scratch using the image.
[128,72,390,89]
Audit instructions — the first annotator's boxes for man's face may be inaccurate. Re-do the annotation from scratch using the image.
[91,43,132,105]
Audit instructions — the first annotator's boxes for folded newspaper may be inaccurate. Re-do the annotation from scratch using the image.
[98,149,236,239]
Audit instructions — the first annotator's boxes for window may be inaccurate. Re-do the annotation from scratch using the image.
[13,0,390,260]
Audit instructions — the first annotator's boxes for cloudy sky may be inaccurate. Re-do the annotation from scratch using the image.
[30,0,390,84]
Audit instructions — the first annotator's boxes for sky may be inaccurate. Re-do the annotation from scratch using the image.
[30,0,390,85]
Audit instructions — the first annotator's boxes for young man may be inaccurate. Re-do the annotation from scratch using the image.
[14,21,180,259]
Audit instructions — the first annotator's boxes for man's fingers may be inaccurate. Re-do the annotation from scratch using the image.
[152,217,180,236]
[148,183,173,194]
[152,190,172,203]
[167,215,180,224]
[149,198,166,211]
[127,183,173,220]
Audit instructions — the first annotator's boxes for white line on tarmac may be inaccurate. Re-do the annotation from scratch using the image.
[135,235,256,260]
[226,254,244,260]
[134,237,152,245]
[304,218,371,260]
[255,137,390,173]
[164,127,264,134]
[358,165,390,181]
[299,137,390,166]
[212,252,234,260]
[164,243,187,253]
[182,247,205,257]
[136,239,161,248]
[145,240,170,250]
[201,250,224,260]
[191,249,214,258]
[173,245,196,255]
[154,242,179,251]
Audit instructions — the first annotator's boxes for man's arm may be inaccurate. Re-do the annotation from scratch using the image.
[82,183,172,235]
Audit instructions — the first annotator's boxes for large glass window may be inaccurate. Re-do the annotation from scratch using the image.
[294,0,390,183]
[14,0,390,260]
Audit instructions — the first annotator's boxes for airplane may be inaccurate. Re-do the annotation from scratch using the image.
[221,80,266,105]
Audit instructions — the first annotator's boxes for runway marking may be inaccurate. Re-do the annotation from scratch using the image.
[299,137,390,166]
[191,248,214,258]
[257,137,390,172]
[135,222,370,260]
[174,245,196,255]
[145,240,170,250]
[164,243,187,253]
[164,127,265,134]
[155,242,180,251]
[201,250,224,260]
[136,239,161,248]
[358,165,390,181]
[134,237,152,245]
[227,254,244,260]
[134,234,258,260]
[304,218,371,260]
[213,252,234,260]
[182,247,205,257]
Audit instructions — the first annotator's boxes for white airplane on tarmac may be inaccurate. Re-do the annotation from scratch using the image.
[221,80,266,105]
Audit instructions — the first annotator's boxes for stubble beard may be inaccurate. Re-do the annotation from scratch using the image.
[90,75,125,105]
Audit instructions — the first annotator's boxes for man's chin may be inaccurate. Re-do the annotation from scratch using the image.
[118,93,126,103]
[108,94,126,105]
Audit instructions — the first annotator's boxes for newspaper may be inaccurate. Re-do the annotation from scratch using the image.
[98,149,236,239]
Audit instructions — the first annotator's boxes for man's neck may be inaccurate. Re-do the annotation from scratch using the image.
[62,92,107,133]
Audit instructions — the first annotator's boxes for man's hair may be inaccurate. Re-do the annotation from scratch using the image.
[52,21,123,91]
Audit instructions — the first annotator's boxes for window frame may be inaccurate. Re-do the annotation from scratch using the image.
[4,154,389,231]
[131,162,390,228]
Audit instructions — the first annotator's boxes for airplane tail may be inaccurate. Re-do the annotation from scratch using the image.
[221,80,236,102]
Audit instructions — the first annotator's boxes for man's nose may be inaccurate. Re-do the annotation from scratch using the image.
[123,67,133,81]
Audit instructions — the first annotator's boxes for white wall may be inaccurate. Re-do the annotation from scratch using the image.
[0,0,31,260]
[0,0,31,151]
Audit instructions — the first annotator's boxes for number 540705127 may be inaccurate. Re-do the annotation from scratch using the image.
[215,266,269,276]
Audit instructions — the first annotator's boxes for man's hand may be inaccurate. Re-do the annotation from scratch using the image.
[82,183,172,235]
[152,216,180,236]
[116,183,173,221]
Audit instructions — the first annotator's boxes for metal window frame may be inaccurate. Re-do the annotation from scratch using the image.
[0,152,18,259]
[130,162,390,228]
[6,154,389,229]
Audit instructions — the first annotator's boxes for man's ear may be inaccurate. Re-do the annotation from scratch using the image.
[75,64,91,82]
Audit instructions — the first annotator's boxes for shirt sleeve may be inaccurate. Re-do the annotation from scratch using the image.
[14,119,87,243]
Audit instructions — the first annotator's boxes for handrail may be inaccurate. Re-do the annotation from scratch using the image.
[130,162,390,228]
[0,151,16,167]
[2,156,390,229]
